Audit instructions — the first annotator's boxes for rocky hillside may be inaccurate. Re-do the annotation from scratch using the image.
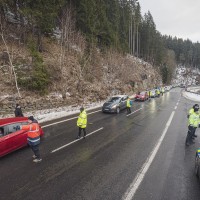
[0,36,162,117]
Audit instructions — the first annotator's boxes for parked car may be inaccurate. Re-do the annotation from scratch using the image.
[164,86,171,91]
[0,117,44,157]
[180,84,186,88]
[195,148,200,177]
[149,90,158,98]
[102,95,128,113]
[135,91,149,101]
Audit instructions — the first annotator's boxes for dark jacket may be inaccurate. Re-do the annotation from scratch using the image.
[14,106,23,117]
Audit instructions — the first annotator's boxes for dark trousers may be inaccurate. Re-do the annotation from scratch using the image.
[31,144,41,159]
[192,127,197,137]
[79,127,86,137]
[127,107,131,114]
[186,125,195,145]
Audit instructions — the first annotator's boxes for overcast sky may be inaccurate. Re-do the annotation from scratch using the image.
[139,0,200,43]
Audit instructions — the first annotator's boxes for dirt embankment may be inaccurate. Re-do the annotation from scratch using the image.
[0,39,162,116]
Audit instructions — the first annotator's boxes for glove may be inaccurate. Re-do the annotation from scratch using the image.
[14,125,20,130]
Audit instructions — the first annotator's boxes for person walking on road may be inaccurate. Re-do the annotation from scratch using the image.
[14,103,23,117]
[185,107,200,146]
[126,97,132,114]
[76,107,87,139]
[20,116,42,163]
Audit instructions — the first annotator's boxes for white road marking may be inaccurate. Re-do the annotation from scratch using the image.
[51,127,104,153]
[123,111,175,200]
[126,108,142,117]
[174,106,177,110]
[42,109,101,128]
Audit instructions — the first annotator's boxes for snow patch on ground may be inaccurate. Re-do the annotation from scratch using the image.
[182,90,200,102]
[29,102,104,123]
[1,94,137,123]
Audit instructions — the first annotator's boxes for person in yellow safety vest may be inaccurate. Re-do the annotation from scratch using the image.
[187,104,199,138]
[76,107,87,139]
[161,87,164,96]
[188,104,199,118]
[20,116,42,163]
[148,90,152,101]
[126,97,132,114]
[185,106,200,146]
[157,89,160,97]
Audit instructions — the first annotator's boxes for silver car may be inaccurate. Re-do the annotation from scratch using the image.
[102,95,128,114]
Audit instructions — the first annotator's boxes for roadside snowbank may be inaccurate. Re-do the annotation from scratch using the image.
[0,94,137,123]
[182,91,200,102]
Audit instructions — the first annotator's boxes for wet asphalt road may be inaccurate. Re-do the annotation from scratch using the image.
[1,88,200,200]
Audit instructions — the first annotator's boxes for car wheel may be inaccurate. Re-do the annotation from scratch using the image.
[116,107,120,114]
[195,155,199,177]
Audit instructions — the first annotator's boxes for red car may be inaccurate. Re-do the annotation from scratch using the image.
[135,91,149,101]
[0,117,44,157]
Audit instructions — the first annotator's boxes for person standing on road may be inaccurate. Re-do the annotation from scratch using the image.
[20,116,42,163]
[188,104,199,118]
[161,87,164,96]
[187,104,199,139]
[14,104,23,117]
[185,107,200,146]
[156,89,160,97]
[76,107,87,139]
[148,90,152,101]
[126,97,132,114]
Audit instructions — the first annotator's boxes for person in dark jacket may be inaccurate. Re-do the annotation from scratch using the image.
[14,104,23,117]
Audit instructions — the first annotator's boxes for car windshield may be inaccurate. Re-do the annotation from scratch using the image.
[108,97,121,103]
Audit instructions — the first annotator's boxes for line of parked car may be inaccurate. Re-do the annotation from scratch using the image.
[0,86,173,157]
[2,84,199,182]
[102,86,172,114]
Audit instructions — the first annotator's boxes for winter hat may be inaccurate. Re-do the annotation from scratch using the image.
[28,116,34,121]
[193,104,199,109]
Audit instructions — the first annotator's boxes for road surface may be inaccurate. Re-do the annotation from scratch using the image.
[1,88,200,200]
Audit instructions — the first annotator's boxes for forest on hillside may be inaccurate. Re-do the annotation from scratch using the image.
[0,0,200,95]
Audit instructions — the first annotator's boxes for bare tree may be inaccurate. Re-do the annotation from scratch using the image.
[58,3,86,97]
[0,16,21,98]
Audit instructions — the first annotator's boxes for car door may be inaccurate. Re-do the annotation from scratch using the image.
[8,122,27,149]
[5,122,28,152]
[0,125,20,156]
[0,126,8,156]
[121,96,127,109]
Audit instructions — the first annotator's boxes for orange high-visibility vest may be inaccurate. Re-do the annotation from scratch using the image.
[21,123,40,146]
